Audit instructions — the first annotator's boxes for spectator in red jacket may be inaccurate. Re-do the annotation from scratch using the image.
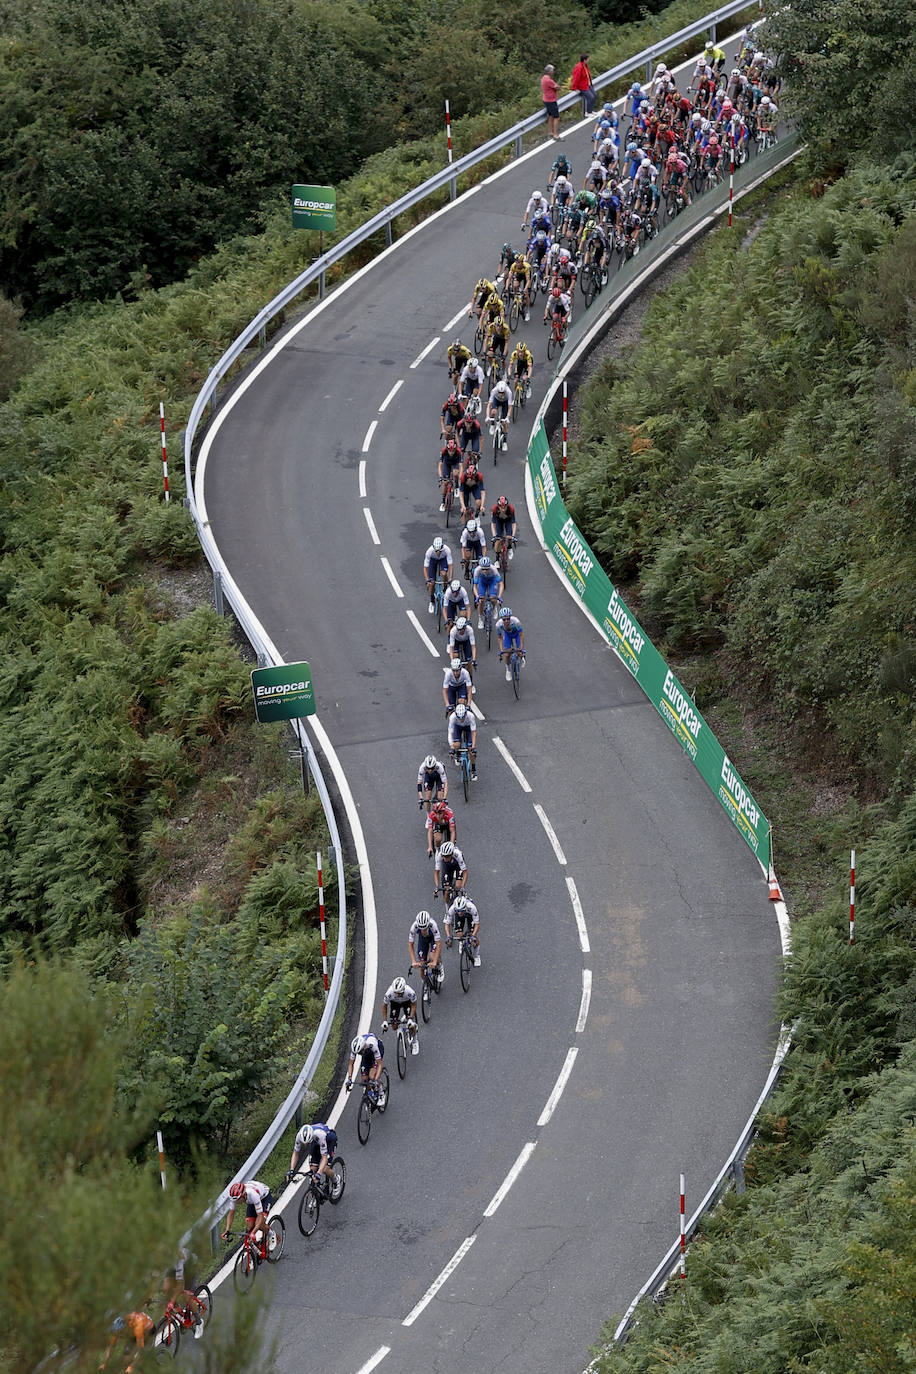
[571,54,594,115]
[541,65,560,139]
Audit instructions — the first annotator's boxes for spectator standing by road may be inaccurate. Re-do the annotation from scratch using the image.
[570,54,595,115]
[541,65,560,139]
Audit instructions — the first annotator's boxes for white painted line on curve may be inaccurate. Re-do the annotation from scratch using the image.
[492,735,532,792]
[363,507,381,545]
[576,969,592,1033]
[353,1348,391,1374]
[537,1047,579,1127]
[470,700,485,722]
[534,803,567,865]
[406,609,441,658]
[483,1141,536,1218]
[358,459,367,498]
[402,1236,476,1327]
[480,141,547,185]
[410,335,441,369]
[380,556,404,598]
[566,876,590,953]
[379,379,403,412]
[445,306,467,331]
[362,420,378,452]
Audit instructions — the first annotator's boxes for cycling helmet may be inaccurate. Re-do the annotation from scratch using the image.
[415,910,431,929]
[466,518,478,533]
[432,535,444,552]
[478,555,492,568]
[532,189,544,202]
[626,141,638,154]
[450,656,461,670]
[499,606,512,620]
[454,704,467,721]
[392,976,407,998]
[450,579,462,594]
[455,615,467,630]
[439,841,455,857]
[423,753,437,769]
[497,494,509,506]
[559,249,570,263]
[445,437,458,451]
[655,61,667,73]
[599,119,611,132]
[298,1124,315,1145]
[229,1182,246,1200]
[453,894,469,911]
[111,1318,126,1334]
[603,101,613,112]
[351,1034,367,1055]
[448,392,457,404]
[466,462,478,476]
[470,356,479,369]
[551,287,561,299]
[536,230,547,244]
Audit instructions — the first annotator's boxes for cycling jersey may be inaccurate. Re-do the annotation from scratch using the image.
[442,666,472,704]
[236,1180,271,1212]
[409,914,443,944]
[443,584,470,619]
[295,1122,336,1159]
[460,525,486,554]
[385,977,418,1008]
[510,349,532,375]
[457,416,481,452]
[440,443,461,473]
[356,1033,384,1068]
[424,543,452,575]
[427,802,456,836]
[432,843,467,877]
[460,469,483,498]
[447,895,479,930]
[497,616,524,651]
[417,759,447,792]
[552,175,574,202]
[509,257,531,283]
[489,383,511,411]
[473,566,502,599]
[459,362,484,393]
[448,622,476,656]
[524,193,547,220]
[491,500,516,526]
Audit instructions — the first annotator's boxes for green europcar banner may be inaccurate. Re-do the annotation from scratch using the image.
[529,420,771,871]
[292,184,336,231]
[251,661,316,723]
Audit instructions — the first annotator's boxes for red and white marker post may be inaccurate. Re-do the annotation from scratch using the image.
[562,380,568,490]
[849,848,856,946]
[679,1173,686,1280]
[445,100,453,165]
[157,1129,167,1190]
[317,851,329,993]
[159,402,170,503]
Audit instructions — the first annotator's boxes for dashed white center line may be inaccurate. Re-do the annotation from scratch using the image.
[537,1047,579,1127]
[363,507,381,545]
[576,969,592,1033]
[410,335,441,369]
[353,1347,391,1374]
[492,736,532,792]
[534,803,567,864]
[406,609,441,657]
[362,420,378,451]
[402,1236,476,1327]
[470,700,485,722]
[379,379,403,412]
[483,1141,536,1218]
[358,459,367,498]
[566,876,590,953]
[380,556,404,598]
[445,306,467,331]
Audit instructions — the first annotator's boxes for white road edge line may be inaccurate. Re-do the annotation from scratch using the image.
[538,1047,579,1127]
[402,1236,477,1327]
[492,735,532,792]
[445,306,467,331]
[576,969,592,1033]
[406,609,441,658]
[363,507,381,545]
[470,700,485,722]
[379,379,403,412]
[380,556,404,598]
[362,419,378,451]
[534,803,567,864]
[483,1141,537,1218]
[410,335,441,369]
[353,1347,391,1374]
[566,876,590,952]
[358,459,367,498]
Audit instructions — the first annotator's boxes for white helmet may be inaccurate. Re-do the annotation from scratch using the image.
[351,1035,366,1056]
[298,1124,314,1145]
[391,976,407,998]
[439,842,455,858]
[455,704,468,721]
[532,189,544,203]
[455,615,467,631]
[470,356,479,369]
[450,657,461,671]
[423,753,436,769]
[466,518,478,533]
[432,535,444,552]
[415,910,431,929]
[449,578,461,593]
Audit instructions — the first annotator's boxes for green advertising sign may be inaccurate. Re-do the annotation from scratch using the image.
[292,184,336,231]
[528,420,771,871]
[251,661,316,723]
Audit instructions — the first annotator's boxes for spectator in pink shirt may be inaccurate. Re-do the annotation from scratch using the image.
[541,65,560,139]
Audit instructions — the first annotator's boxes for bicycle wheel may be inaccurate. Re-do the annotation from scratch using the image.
[191,1286,212,1338]
[665,188,677,219]
[460,942,472,993]
[462,755,470,803]
[547,330,557,361]
[512,654,521,700]
[486,603,493,650]
[511,387,519,423]
[233,1244,257,1295]
[474,320,485,352]
[377,1067,390,1112]
[499,545,508,591]
[266,1215,285,1262]
[298,1187,319,1237]
[421,975,432,1022]
[396,1026,408,1079]
[445,485,453,527]
[580,263,594,307]
[492,423,499,466]
[328,1155,347,1204]
[357,1094,372,1143]
[508,297,520,331]
[436,587,443,634]
[155,1315,180,1358]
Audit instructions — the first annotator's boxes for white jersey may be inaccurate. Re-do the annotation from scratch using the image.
[459,361,484,390]
[524,192,547,220]
[552,175,573,200]
[550,289,572,313]
[460,525,486,551]
[424,542,453,573]
[294,1122,333,1156]
[447,896,479,925]
[433,844,467,876]
[235,1180,270,1209]
[417,758,447,789]
[489,382,512,408]
[443,583,469,614]
[448,622,476,653]
[409,915,443,943]
[384,979,417,1008]
[447,711,476,746]
[443,665,473,695]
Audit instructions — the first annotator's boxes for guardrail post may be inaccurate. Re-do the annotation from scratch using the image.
[449,175,457,202]
[646,58,653,83]
[213,568,224,616]
[733,1157,745,1194]
[258,324,267,349]
[209,1219,221,1257]
[515,134,523,158]
[385,220,393,247]
[318,271,325,301]
[709,23,716,43]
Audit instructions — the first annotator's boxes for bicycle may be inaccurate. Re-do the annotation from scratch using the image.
[454,738,473,802]
[493,535,513,589]
[384,1009,416,1079]
[354,1067,390,1145]
[511,374,528,422]
[440,474,455,526]
[480,592,499,650]
[489,412,508,462]
[294,1157,347,1237]
[546,311,568,361]
[155,1286,213,1357]
[501,646,525,700]
[228,1217,286,1294]
[451,920,477,994]
[432,573,445,634]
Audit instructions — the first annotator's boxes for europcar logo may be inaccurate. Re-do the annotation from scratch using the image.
[535,451,557,519]
[294,198,334,212]
[658,669,702,758]
[719,754,762,850]
[256,681,308,697]
[603,587,645,676]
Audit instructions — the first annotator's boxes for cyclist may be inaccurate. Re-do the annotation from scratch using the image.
[346,1031,386,1101]
[486,377,512,451]
[497,606,525,682]
[458,354,485,400]
[457,404,482,458]
[490,495,517,563]
[445,892,481,966]
[543,284,572,334]
[509,340,533,400]
[381,974,420,1056]
[506,251,533,322]
[548,150,573,186]
[521,187,548,231]
[423,535,453,612]
[161,1244,202,1313]
[443,576,470,626]
[553,246,577,294]
[472,554,503,629]
[664,148,691,205]
[494,240,518,285]
[583,155,607,193]
[447,614,477,675]
[584,219,610,281]
[459,516,486,576]
[221,1179,273,1243]
[468,276,496,321]
[447,338,471,384]
[427,795,457,854]
[435,838,469,900]
[409,909,445,986]
[442,657,473,715]
[439,435,462,508]
[287,1121,338,1194]
[447,703,477,782]
[703,40,727,76]
[417,753,448,808]
[551,171,575,217]
[101,1313,155,1373]
[459,460,486,520]
[484,312,510,375]
[480,287,507,335]
[440,390,465,437]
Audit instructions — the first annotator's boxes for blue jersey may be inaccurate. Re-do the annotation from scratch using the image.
[498,616,523,651]
[473,567,501,597]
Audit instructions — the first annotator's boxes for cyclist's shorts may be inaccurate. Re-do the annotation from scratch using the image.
[421,767,442,791]
[309,1130,338,1163]
[416,931,436,962]
[460,433,480,452]
[491,397,509,419]
[359,1045,383,1074]
[492,517,514,539]
[246,1190,275,1219]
